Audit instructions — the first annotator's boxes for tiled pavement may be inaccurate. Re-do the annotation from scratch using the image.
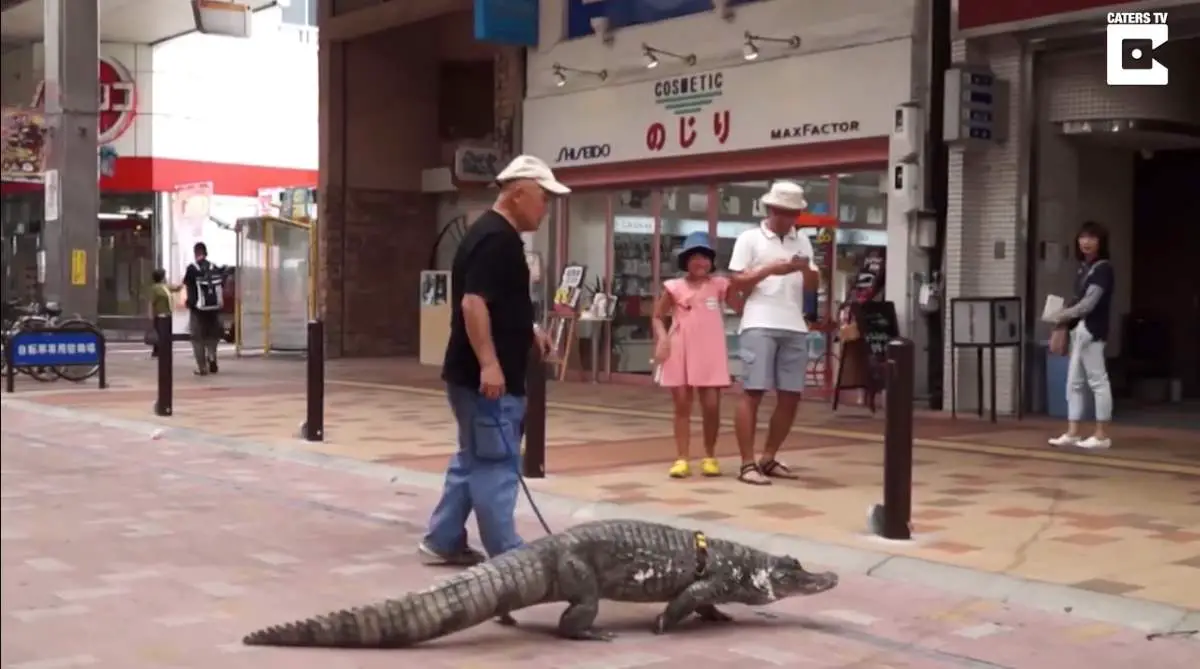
[8,355,1200,611]
[517,448,1200,609]
[3,406,1198,669]
[20,352,1200,469]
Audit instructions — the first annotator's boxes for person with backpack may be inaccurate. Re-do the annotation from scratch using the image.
[183,242,225,376]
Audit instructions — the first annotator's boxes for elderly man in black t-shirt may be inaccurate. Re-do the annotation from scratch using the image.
[419,155,566,565]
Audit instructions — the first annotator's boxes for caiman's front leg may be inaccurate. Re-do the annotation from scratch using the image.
[556,553,616,641]
[653,581,729,634]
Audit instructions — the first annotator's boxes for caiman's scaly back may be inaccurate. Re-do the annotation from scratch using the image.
[242,519,837,648]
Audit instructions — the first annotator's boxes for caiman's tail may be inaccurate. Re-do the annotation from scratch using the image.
[242,552,546,648]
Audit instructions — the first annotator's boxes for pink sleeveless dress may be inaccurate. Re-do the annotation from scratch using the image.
[658,277,732,388]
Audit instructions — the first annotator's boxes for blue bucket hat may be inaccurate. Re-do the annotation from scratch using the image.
[677,231,716,271]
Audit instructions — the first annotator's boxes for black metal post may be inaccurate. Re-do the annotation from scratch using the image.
[926,0,952,411]
[522,345,546,479]
[880,338,914,540]
[96,325,107,389]
[989,346,998,423]
[4,338,14,393]
[153,315,172,416]
[303,319,324,441]
[975,348,984,418]
[1016,343,1024,420]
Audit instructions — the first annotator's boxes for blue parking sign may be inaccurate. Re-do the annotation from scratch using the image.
[9,329,103,367]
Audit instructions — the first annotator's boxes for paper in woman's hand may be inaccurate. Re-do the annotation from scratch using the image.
[1041,295,1065,322]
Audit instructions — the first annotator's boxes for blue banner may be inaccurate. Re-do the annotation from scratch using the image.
[475,0,540,46]
[565,0,764,39]
[9,329,103,367]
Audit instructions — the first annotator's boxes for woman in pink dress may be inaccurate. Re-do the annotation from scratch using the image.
[652,232,741,479]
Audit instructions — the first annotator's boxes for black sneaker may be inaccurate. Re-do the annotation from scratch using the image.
[194,369,208,376]
[417,541,486,566]
[208,359,218,374]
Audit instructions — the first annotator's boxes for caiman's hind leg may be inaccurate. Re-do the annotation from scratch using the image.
[556,554,616,641]
[653,581,726,634]
[694,604,734,623]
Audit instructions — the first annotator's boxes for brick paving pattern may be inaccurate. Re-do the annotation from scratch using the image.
[21,352,1200,467]
[3,406,1197,668]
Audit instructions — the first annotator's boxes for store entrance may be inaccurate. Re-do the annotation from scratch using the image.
[1125,148,1200,426]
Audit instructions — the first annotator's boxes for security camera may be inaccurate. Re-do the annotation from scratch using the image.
[590,16,614,45]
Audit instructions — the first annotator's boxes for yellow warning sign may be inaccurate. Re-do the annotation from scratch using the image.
[70,249,87,286]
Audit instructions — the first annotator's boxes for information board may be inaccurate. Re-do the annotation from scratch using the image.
[9,329,102,367]
[859,301,900,363]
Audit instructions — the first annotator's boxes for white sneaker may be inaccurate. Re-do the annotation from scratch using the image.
[1048,433,1081,447]
[1078,436,1112,450]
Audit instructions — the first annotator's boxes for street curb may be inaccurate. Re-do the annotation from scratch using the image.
[3,397,1196,638]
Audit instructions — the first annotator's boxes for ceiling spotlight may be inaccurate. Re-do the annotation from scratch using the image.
[551,63,608,87]
[642,43,697,70]
[742,31,801,61]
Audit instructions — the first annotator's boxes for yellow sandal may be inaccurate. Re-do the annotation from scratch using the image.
[700,458,722,477]
[668,459,692,478]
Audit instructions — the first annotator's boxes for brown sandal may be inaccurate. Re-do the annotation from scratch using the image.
[737,463,772,486]
[760,459,800,480]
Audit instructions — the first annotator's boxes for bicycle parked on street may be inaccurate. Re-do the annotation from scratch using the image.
[1,299,102,382]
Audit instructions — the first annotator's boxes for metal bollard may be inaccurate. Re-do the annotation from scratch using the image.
[521,345,546,479]
[153,315,173,416]
[868,338,914,540]
[302,319,324,442]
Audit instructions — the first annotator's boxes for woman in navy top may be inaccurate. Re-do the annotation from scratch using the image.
[1046,221,1115,449]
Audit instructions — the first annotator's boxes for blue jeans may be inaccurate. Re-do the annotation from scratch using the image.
[424,384,526,558]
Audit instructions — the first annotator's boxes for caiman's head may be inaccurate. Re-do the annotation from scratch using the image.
[748,557,838,604]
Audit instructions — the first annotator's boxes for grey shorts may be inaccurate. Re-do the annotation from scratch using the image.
[738,328,810,393]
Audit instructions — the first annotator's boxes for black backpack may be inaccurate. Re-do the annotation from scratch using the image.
[191,261,224,311]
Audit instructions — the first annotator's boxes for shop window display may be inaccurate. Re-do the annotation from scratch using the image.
[611,189,661,373]
[836,171,887,228]
[553,174,886,381]
[97,220,154,318]
[829,171,888,303]
[563,191,609,372]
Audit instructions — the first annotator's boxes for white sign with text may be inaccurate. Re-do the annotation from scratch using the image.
[1106,11,1169,86]
[524,39,910,167]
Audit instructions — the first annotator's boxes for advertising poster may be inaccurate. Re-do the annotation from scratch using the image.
[0,107,47,181]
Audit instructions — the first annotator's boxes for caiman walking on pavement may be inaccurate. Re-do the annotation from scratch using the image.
[243,519,838,648]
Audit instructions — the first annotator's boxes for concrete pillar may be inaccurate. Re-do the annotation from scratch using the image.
[40,0,100,321]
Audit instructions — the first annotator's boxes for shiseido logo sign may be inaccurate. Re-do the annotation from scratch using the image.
[555,144,611,163]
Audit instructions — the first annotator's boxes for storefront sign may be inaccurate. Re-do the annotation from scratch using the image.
[769,121,861,141]
[653,71,724,111]
[34,56,136,145]
[555,144,611,163]
[958,0,1134,32]
[524,39,908,167]
[454,146,503,181]
[474,0,539,46]
[566,0,765,39]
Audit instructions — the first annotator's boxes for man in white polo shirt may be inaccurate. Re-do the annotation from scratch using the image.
[727,181,820,485]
